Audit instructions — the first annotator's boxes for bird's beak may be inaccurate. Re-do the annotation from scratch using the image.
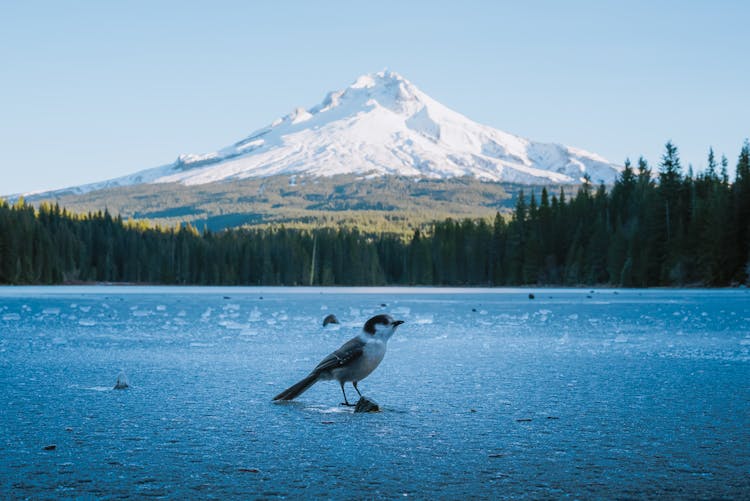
[393,320,405,327]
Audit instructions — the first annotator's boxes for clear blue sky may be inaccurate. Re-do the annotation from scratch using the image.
[1,0,748,194]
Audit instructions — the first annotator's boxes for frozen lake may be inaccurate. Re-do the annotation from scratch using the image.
[1,286,749,498]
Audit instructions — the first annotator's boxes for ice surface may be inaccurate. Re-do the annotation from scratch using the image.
[0,286,748,498]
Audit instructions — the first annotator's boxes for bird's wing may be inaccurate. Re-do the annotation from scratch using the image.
[313,337,364,373]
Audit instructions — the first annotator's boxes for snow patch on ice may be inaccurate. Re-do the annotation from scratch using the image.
[309,405,353,414]
[218,320,245,330]
[413,314,434,325]
[201,308,213,320]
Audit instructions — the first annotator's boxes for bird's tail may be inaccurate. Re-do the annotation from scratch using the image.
[273,373,319,401]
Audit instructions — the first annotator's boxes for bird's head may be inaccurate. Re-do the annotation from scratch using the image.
[363,314,404,340]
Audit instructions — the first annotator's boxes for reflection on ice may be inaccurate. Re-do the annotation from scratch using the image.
[84,386,113,392]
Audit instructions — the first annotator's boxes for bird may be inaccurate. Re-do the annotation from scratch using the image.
[273,314,404,405]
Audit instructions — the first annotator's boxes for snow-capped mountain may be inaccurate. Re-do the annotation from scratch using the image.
[31,71,621,196]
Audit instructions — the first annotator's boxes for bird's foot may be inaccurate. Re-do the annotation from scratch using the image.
[340,402,355,407]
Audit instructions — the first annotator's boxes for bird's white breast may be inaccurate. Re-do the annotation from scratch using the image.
[362,338,386,366]
[333,336,387,382]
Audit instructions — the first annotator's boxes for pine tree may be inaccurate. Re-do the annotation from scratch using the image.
[733,140,750,282]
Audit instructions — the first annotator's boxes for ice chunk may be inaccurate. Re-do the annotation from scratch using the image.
[248,307,262,322]
[414,314,434,325]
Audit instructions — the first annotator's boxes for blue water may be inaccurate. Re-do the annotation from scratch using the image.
[1,287,749,498]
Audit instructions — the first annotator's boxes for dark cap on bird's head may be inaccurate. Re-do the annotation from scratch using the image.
[363,314,405,335]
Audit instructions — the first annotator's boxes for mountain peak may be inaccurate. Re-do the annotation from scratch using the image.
[348,70,423,99]
[350,69,408,89]
[24,71,622,197]
[303,69,423,119]
[349,70,416,92]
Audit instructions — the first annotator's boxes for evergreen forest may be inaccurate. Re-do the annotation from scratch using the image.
[1,141,749,287]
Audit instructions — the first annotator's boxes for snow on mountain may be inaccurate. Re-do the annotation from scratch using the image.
[30,71,621,196]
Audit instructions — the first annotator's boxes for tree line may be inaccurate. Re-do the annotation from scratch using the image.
[1,141,748,286]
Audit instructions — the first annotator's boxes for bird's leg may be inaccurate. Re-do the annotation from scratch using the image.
[352,381,362,397]
[340,381,354,406]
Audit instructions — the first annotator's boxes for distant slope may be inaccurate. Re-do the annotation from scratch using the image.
[31,175,531,234]
[21,71,621,200]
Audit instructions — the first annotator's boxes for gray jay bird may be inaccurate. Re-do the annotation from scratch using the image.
[273,314,404,405]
